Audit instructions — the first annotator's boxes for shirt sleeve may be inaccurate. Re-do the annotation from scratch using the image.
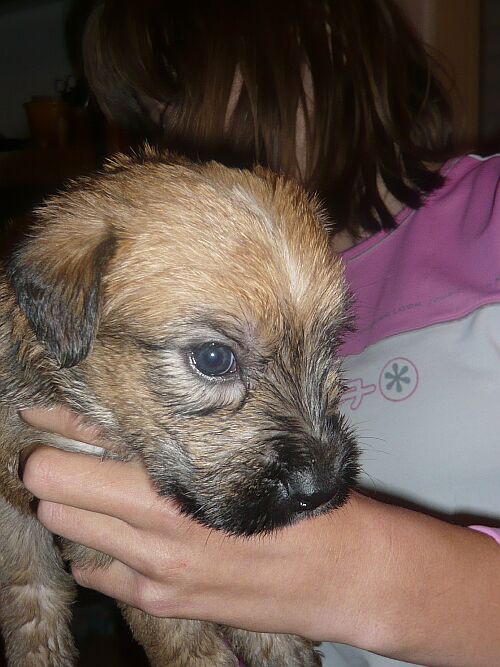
[469,525,500,545]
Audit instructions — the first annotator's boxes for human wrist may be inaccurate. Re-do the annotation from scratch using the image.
[313,493,405,649]
[342,499,500,665]
[288,492,397,646]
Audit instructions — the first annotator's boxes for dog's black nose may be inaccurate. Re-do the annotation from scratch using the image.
[285,468,336,513]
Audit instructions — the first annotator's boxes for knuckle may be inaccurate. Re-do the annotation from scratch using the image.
[137,580,177,618]
[155,553,190,589]
[135,535,183,581]
[152,549,178,579]
[155,497,184,521]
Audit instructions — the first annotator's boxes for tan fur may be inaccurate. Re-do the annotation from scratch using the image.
[0,151,358,666]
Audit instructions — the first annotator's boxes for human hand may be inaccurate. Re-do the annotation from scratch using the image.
[20,407,500,666]
[20,407,368,645]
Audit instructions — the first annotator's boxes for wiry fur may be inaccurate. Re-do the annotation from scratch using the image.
[0,151,358,666]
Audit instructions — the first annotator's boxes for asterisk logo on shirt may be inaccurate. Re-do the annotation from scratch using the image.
[384,362,411,393]
[379,357,419,401]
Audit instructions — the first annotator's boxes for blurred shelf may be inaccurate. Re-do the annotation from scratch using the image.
[0,145,99,188]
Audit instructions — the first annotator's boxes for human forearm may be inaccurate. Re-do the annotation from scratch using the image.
[328,495,500,666]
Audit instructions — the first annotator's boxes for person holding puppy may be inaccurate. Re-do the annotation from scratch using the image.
[21,1,500,666]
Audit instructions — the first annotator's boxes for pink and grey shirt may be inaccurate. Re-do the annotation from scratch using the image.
[321,154,500,667]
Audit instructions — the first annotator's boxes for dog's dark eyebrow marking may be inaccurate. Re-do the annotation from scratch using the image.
[191,315,247,347]
[130,313,249,352]
[130,335,170,352]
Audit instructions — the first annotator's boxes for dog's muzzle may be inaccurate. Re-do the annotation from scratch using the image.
[162,418,358,536]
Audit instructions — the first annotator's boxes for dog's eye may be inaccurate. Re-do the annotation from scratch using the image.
[190,343,237,378]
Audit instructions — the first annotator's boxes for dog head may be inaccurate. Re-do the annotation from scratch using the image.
[8,151,358,535]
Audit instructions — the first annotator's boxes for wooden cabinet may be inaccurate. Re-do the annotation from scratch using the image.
[396,0,481,149]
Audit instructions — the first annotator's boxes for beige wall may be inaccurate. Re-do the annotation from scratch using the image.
[396,0,480,149]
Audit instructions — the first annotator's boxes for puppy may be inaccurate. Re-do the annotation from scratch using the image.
[0,151,358,667]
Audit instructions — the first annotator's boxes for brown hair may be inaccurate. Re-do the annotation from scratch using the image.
[84,0,454,235]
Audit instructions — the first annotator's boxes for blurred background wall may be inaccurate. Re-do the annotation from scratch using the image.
[1,0,499,150]
[0,0,73,139]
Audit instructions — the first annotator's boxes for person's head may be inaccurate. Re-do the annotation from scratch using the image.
[84,0,454,236]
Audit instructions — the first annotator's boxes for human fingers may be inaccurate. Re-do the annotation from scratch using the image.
[22,446,179,528]
[71,559,179,618]
[19,406,110,449]
[37,500,144,568]
[36,498,198,582]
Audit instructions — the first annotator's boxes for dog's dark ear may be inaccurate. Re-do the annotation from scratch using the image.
[7,219,116,369]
